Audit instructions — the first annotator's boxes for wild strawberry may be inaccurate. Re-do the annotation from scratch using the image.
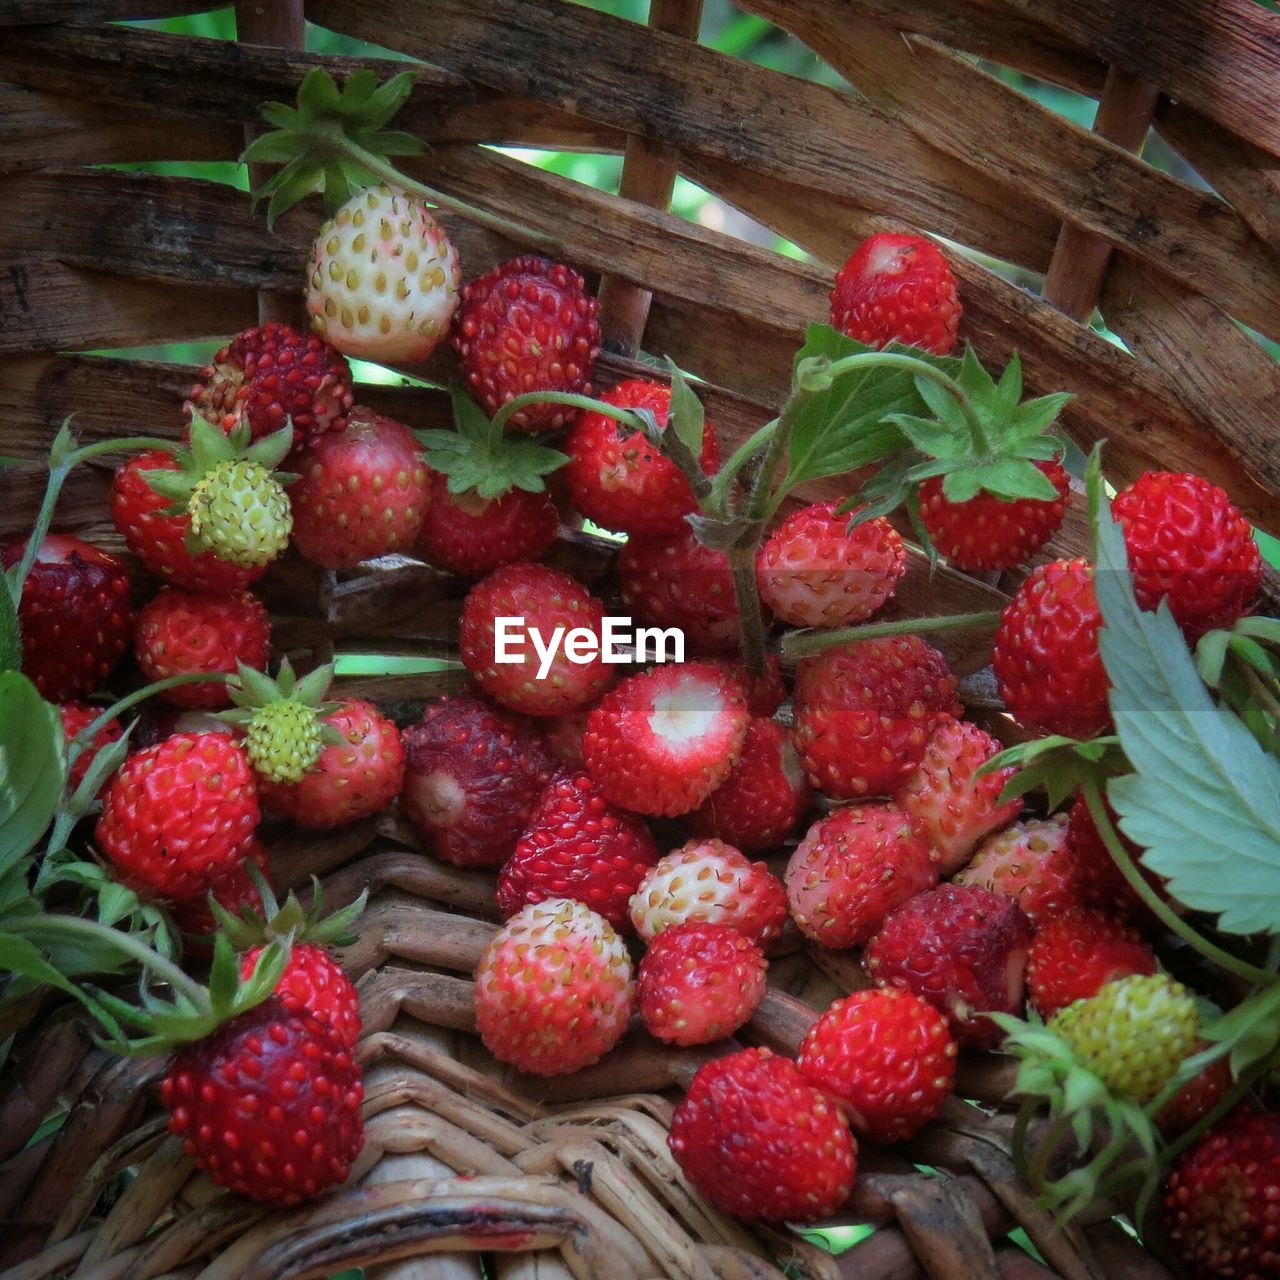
[865,883,1034,1047]
[619,529,745,655]
[583,662,748,817]
[451,254,601,433]
[786,802,938,948]
[415,470,558,576]
[1025,908,1157,1019]
[1155,1047,1231,1136]
[1049,974,1198,1102]
[497,769,658,930]
[918,458,1070,572]
[112,451,264,593]
[993,558,1109,739]
[894,719,1022,875]
[161,997,364,1206]
[134,588,270,710]
[1114,471,1263,640]
[190,458,292,569]
[630,838,788,945]
[953,813,1078,924]
[688,717,812,853]
[543,708,589,768]
[637,921,767,1045]
[240,943,360,1051]
[259,699,404,829]
[1063,792,1159,919]
[400,692,553,868]
[186,322,353,445]
[307,184,461,363]
[59,702,123,797]
[474,898,634,1076]
[221,659,335,786]
[563,379,721,538]
[756,502,905,629]
[288,407,429,568]
[830,232,961,355]
[2,534,133,701]
[460,563,614,716]
[1164,1110,1280,1280]
[799,989,957,1144]
[701,653,786,717]
[793,635,961,800]
[668,1047,856,1223]
[96,732,258,902]
[171,840,271,954]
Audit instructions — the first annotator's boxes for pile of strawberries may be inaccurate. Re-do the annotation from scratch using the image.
[7,163,1275,1280]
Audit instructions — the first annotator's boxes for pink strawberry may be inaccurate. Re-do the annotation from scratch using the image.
[953,813,1078,924]
[288,407,430,569]
[786,802,939,948]
[474,898,634,1076]
[865,883,1034,1047]
[894,719,1022,875]
[497,769,658,930]
[688,717,813,853]
[637,921,767,1045]
[630,838,788,945]
[756,502,905,629]
[583,661,748,817]
[792,635,961,799]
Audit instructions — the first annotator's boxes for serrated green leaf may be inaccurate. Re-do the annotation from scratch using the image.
[1092,463,1280,935]
[665,359,707,459]
[0,673,64,876]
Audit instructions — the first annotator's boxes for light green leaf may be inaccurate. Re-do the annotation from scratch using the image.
[1092,463,1280,935]
[0,673,64,875]
[887,414,968,460]
[914,372,969,435]
[974,456,1061,502]
[1010,391,1072,437]
[994,353,1023,419]
[665,359,707,459]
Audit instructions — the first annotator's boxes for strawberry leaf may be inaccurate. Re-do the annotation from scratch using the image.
[0,574,20,675]
[665,359,706,459]
[0,673,64,876]
[1091,458,1280,935]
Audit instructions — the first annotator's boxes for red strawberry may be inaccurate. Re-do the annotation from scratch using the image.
[288,407,429,569]
[59,702,124,797]
[756,502,905,629]
[1155,1046,1231,1136]
[792,635,961,800]
[953,813,1078,924]
[668,1047,856,1223]
[240,942,360,1050]
[583,661,748,816]
[688,717,813,853]
[186,322,354,445]
[630,838,788,945]
[1025,908,1157,1019]
[259,699,404,829]
[171,839,271,955]
[134,588,270,710]
[563,379,721,538]
[543,708,589,768]
[894,719,1022,875]
[993,558,1110,739]
[619,529,745,655]
[702,653,786,718]
[451,254,601,433]
[786,802,938,948]
[497,769,658,929]
[799,988,957,1144]
[1164,1110,1280,1280]
[865,883,1034,1046]
[637,921,767,1045]
[415,469,558,576]
[918,458,1070,571]
[399,692,553,868]
[1063,792,1158,919]
[161,997,364,1206]
[96,732,258,903]
[3,534,133,701]
[111,451,265,593]
[460,563,614,716]
[474,898,633,1076]
[1113,471,1263,640]
[829,232,961,356]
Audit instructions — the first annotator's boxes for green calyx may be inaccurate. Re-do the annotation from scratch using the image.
[221,657,340,784]
[210,865,368,954]
[142,416,295,568]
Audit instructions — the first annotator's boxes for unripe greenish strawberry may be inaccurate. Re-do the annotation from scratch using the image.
[245,699,324,784]
[1049,973,1198,1103]
[189,459,292,568]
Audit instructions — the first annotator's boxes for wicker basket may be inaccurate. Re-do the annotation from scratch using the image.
[3,0,1279,1276]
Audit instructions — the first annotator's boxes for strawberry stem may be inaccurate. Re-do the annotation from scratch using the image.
[487,391,647,438]
[780,610,1001,661]
[706,422,772,519]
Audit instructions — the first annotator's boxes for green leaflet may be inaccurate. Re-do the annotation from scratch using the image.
[1092,463,1280,935]
[0,672,64,877]
[0,571,19,675]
